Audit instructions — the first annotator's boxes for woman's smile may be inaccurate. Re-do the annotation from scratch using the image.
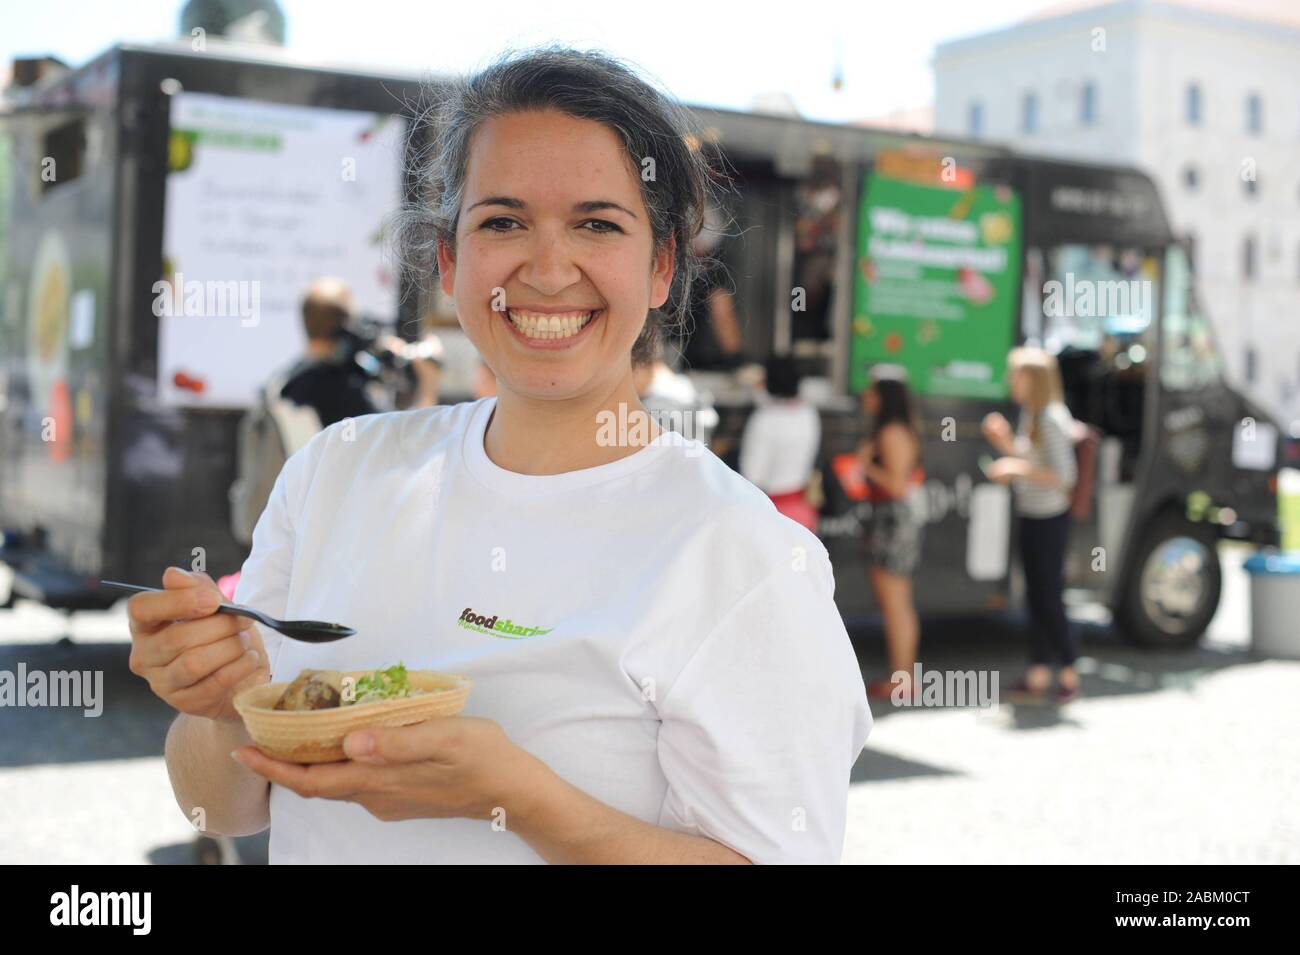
[501,305,603,349]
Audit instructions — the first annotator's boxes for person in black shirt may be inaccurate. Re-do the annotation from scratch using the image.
[278,278,381,427]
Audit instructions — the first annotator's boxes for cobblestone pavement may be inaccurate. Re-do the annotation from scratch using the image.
[0,547,1295,864]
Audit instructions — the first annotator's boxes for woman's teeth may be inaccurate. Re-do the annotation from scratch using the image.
[506,310,596,340]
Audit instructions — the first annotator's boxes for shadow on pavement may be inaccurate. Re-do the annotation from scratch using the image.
[848,611,1261,731]
[147,831,270,865]
[850,746,964,784]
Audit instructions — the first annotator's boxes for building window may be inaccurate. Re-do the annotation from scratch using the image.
[1243,176,1258,198]
[968,101,983,137]
[1246,92,1263,134]
[1243,235,1256,280]
[1186,83,1201,125]
[1022,92,1038,133]
[1183,165,1199,191]
[1081,82,1096,125]
[1185,232,1197,274]
[1245,346,1257,384]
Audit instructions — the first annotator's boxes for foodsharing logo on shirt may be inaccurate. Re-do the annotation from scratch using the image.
[457,607,554,640]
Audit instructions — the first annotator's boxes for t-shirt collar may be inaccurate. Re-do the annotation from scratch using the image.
[461,396,684,497]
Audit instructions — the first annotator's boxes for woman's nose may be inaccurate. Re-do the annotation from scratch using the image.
[517,229,581,296]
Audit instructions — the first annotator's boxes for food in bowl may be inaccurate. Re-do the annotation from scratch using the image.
[235,665,472,763]
[272,663,433,711]
[274,669,343,710]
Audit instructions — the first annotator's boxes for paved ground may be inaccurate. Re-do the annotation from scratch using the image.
[845,545,1300,864]
[0,545,1296,863]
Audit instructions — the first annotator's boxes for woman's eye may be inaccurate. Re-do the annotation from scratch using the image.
[582,219,623,234]
[480,217,520,232]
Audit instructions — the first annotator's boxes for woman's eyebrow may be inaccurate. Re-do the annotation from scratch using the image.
[573,200,637,219]
[465,197,637,219]
[466,196,524,214]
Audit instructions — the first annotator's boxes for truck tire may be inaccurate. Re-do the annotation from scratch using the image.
[1115,513,1221,649]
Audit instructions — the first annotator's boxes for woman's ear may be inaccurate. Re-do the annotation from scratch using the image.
[437,237,456,298]
[649,235,676,309]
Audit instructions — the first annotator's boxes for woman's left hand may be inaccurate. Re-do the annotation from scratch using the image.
[232,716,540,823]
[985,456,1030,484]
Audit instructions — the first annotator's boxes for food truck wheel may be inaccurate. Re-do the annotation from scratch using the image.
[1116,515,1221,649]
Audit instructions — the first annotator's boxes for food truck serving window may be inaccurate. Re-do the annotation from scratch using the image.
[849,170,1021,398]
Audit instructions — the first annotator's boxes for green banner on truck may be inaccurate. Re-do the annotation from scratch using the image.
[850,172,1022,398]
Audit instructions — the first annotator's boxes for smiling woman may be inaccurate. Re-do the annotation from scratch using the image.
[138,46,872,866]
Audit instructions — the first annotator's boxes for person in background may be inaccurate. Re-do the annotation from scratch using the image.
[982,346,1080,704]
[739,355,820,531]
[633,327,719,447]
[858,367,924,701]
[673,200,748,372]
[279,278,382,427]
[281,278,441,424]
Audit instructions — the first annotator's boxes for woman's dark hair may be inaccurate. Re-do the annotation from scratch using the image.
[868,367,920,445]
[764,356,801,399]
[391,46,730,364]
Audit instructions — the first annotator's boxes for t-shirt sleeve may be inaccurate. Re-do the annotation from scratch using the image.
[232,433,320,676]
[654,548,872,864]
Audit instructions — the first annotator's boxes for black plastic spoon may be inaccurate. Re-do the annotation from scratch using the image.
[99,580,356,643]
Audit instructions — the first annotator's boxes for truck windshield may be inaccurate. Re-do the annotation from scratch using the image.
[1161,244,1223,392]
[1037,244,1157,354]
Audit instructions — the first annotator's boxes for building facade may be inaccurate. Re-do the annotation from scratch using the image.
[934,0,1300,428]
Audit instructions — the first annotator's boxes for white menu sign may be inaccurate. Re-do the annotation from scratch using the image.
[158,92,403,408]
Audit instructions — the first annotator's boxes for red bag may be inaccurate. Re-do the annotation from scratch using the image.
[1070,422,1101,520]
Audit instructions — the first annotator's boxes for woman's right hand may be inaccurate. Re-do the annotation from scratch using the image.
[127,567,270,723]
[981,413,1012,450]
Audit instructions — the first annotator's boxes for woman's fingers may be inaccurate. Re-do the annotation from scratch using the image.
[169,646,267,716]
[233,747,365,800]
[126,568,222,637]
[132,612,253,674]
[153,629,253,697]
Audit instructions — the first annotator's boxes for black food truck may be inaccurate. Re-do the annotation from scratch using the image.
[0,41,1283,650]
[685,113,1283,648]
[0,41,424,610]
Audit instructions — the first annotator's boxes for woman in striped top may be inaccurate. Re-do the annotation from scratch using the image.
[982,347,1081,704]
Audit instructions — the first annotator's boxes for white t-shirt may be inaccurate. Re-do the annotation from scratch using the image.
[739,398,822,496]
[234,396,871,864]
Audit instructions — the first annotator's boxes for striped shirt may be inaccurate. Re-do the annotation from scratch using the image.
[1012,401,1077,517]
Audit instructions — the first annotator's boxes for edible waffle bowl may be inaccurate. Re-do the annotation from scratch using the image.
[234,670,472,763]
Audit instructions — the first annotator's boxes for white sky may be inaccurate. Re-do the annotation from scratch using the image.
[3,0,1055,121]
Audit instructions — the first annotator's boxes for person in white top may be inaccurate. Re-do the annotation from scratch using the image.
[982,346,1081,705]
[739,356,822,531]
[125,47,871,864]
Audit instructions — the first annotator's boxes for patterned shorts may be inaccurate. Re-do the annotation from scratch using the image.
[865,498,924,576]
